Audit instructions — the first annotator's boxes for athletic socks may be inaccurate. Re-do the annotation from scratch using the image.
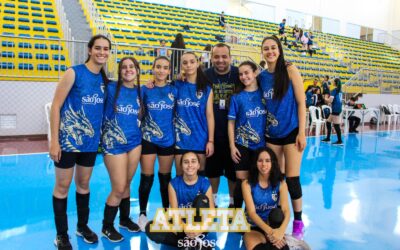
[158,172,171,209]
[53,196,68,236]
[333,124,342,142]
[233,179,244,208]
[76,192,90,228]
[326,122,332,140]
[119,197,131,222]
[294,211,302,221]
[138,174,154,215]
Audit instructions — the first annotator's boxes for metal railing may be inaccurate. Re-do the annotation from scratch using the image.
[343,68,400,94]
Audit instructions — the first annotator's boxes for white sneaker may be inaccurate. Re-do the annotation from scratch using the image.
[138,214,148,232]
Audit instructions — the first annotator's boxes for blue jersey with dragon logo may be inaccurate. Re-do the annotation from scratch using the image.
[141,84,177,147]
[101,82,141,155]
[170,176,210,208]
[59,64,105,152]
[247,182,280,226]
[259,70,298,139]
[174,80,211,151]
[228,89,266,150]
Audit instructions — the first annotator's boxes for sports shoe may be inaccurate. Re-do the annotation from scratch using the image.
[292,220,304,240]
[102,225,124,242]
[54,234,72,250]
[76,225,98,244]
[119,218,140,232]
[138,214,149,232]
[321,138,330,143]
[332,141,343,146]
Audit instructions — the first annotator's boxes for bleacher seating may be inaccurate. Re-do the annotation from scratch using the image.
[0,0,70,81]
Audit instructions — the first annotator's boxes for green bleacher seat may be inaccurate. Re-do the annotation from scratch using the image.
[32,12,42,17]
[4,16,16,21]
[33,19,44,24]
[18,11,29,16]
[31,6,41,11]
[3,24,15,29]
[47,28,58,33]
[4,10,15,14]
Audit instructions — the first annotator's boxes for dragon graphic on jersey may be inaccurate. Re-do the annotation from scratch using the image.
[265,112,278,137]
[142,113,163,142]
[102,117,127,149]
[174,115,191,147]
[235,121,260,147]
[60,105,94,152]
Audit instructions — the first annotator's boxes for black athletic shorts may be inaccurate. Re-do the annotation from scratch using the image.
[54,151,97,169]
[141,139,175,156]
[266,127,299,146]
[233,144,257,171]
[205,139,236,181]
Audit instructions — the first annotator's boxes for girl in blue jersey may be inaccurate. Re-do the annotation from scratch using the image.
[228,61,266,209]
[49,34,111,249]
[259,35,306,240]
[145,151,214,248]
[322,78,343,145]
[101,57,143,242]
[243,147,290,250]
[174,52,215,176]
[138,56,177,231]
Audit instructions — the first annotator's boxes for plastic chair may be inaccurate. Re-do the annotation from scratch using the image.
[388,104,399,127]
[308,106,325,136]
[45,103,51,141]
[321,105,331,120]
[380,105,394,127]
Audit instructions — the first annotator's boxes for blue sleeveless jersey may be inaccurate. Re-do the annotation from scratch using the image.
[259,70,298,138]
[59,64,105,152]
[101,82,141,155]
[170,176,211,208]
[330,88,343,114]
[247,182,280,226]
[174,80,211,151]
[228,89,266,150]
[141,84,177,147]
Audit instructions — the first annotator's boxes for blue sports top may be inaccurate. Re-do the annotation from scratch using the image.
[247,182,280,226]
[101,82,141,154]
[259,70,298,138]
[141,84,177,147]
[330,88,343,114]
[170,176,211,208]
[228,89,266,150]
[174,80,211,151]
[59,64,105,152]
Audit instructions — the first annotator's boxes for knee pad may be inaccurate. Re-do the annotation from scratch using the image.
[268,208,284,229]
[286,176,302,200]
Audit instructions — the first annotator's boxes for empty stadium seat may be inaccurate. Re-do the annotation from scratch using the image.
[1,51,15,58]
[36,53,49,60]
[37,64,51,70]
[18,52,32,59]
[54,65,68,71]
[0,62,15,69]
[18,63,33,70]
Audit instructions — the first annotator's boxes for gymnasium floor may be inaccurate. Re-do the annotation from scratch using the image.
[0,130,399,250]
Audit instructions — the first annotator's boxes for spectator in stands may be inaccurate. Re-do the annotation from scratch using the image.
[306,78,322,93]
[346,97,361,133]
[292,24,300,38]
[259,35,307,240]
[278,19,288,45]
[49,34,111,249]
[170,33,186,79]
[306,31,314,56]
[205,43,240,209]
[219,11,226,27]
[201,44,212,70]
[156,39,169,57]
[300,30,309,55]
[322,78,343,145]
[322,75,330,95]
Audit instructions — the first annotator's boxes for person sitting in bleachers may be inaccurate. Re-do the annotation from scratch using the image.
[346,97,361,133]
[219,11,226,27]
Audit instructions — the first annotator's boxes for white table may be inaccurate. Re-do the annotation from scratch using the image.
[343,108,380,134]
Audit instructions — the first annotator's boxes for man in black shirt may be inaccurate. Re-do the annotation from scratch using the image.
[205,43,240,208]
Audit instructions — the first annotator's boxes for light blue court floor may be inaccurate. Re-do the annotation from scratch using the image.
[0,131,399,250]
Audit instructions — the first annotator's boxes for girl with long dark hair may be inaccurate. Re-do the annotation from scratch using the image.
[322,78,343,145]
[259,35,307,240]
[174,52,214,176]
[49,34,111,249]
[101,57,143,242]
[242,147,290,250]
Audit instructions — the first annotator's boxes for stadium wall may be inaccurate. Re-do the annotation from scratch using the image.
[0,81,56,136]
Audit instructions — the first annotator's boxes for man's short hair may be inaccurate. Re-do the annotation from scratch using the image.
[212,43,231,56]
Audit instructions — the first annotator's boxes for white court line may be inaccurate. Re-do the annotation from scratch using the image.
[0,151,48,157]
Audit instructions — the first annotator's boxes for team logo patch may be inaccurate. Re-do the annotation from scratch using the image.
[196,90,203,99]
[272,192,278,202]
[100,83,105,93]
[168,92,175,101]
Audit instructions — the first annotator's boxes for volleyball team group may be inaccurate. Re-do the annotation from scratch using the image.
[49,33,313,250]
